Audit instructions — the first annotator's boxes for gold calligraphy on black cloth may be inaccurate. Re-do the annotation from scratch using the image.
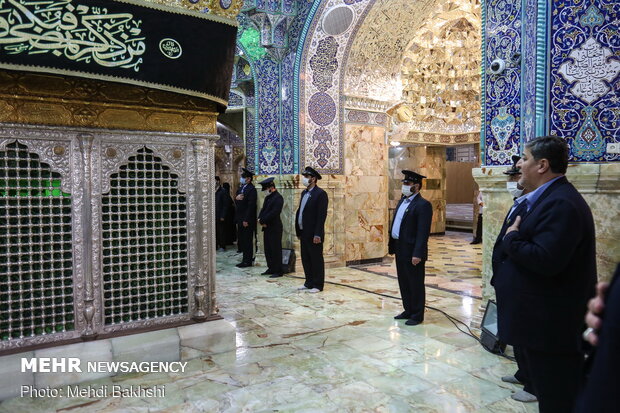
[0,0,238,108]
[0,0,145,71]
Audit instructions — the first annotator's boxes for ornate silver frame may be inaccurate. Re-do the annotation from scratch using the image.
[0,123,218,353]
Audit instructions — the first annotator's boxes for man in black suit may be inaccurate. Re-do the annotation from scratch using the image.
[491,156,537,403]
[221,182,236,246]
[494,136,597,413]
[295,166,328,293]
[215,176,228,251]
[235,167,257,268]
[257,177,284,278]
[388,170,433,326]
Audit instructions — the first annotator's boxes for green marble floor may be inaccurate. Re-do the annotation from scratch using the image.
[0,233,538,412]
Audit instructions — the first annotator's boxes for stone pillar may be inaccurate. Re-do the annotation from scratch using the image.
[344,125,389,263]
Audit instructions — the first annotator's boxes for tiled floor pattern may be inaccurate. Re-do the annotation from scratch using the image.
[357,231,483,299]
[0,233,537,413]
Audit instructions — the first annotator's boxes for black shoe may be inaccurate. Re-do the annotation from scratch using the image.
[405,319,423,326]
[269,274,283,278]
[394,312,411,320]
[470,240,481,245]
[236,262,252,268]
[261,270,273,275]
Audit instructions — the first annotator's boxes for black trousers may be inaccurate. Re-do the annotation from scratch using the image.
[395,243,425,321]
[300,238,324,290]
[473,213,483,242]
[263,226,282,274]
[216,219,226,249]
[522,347,583,413]
[237,224,254,264]
[513,346,535,395]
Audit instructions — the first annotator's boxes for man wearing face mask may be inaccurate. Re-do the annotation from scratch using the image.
[257,177,284,278]
[235,168,257,268]
[295,166,328,293]
[388,170,433,326]
[490,156,537,403]
[493,136,596,413]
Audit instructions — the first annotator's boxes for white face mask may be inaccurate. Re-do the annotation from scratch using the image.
[401,185,413,197]
[506,181,524,198]
[240,177,246,185]
[302,177,311,187]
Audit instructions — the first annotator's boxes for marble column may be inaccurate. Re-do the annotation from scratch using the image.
[344,125,389,263]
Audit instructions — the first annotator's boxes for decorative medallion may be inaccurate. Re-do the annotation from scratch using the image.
[309,36,339,92]
[490,106,516,150]
[260,142,278,173]
[373,113,387,125]
[308,92,337,126]
[159,39,183,60]
[346,110,370,123]
[558,37,620,105]
[312,127,332,168]
[580,4,604,28]
[282,141,293,172]
[573,106,604,160]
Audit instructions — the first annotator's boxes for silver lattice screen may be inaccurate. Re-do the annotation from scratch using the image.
[101,148,189,325]
[0,142,74,341]
[0,125,217,354]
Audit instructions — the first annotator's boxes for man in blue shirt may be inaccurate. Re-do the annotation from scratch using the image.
[494,136,597,413]
[295,167,328,293]
[388,170,433,326]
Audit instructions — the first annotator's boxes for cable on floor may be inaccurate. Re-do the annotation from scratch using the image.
[286,274,516,362]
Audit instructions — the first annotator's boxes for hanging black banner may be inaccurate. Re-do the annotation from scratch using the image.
[0,0,238,108]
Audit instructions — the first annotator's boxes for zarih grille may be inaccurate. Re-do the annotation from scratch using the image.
[0,141,74,342]
[101,148,189,325]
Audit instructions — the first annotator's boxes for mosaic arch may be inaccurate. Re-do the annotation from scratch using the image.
[230,43,259,170]
[385,0,482,145]
[297,0,484,173]
[235,1,314,174]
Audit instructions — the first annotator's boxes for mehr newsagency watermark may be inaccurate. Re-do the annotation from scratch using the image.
[18,357,188,398]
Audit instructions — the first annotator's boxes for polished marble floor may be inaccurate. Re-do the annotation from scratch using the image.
[446,204,474,222]
[1,232,537,412]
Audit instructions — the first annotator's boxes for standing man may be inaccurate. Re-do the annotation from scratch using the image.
[215,176,228,251]
[257,177,284,278]
[388,170,433,326]
[494,136,597,413]
[470,190,484,244]
[295,166,328,293]
[235,167,257,268]
[491,156,537,403]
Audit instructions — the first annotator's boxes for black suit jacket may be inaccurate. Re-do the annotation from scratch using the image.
[575,263,620,413]
[215,186,232,220]
[295,186,328,241]
[388,194,432,260]
[493,176,597,353]
[258,191,283,231]
[491,199,527,285]
[235,183,257,228]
